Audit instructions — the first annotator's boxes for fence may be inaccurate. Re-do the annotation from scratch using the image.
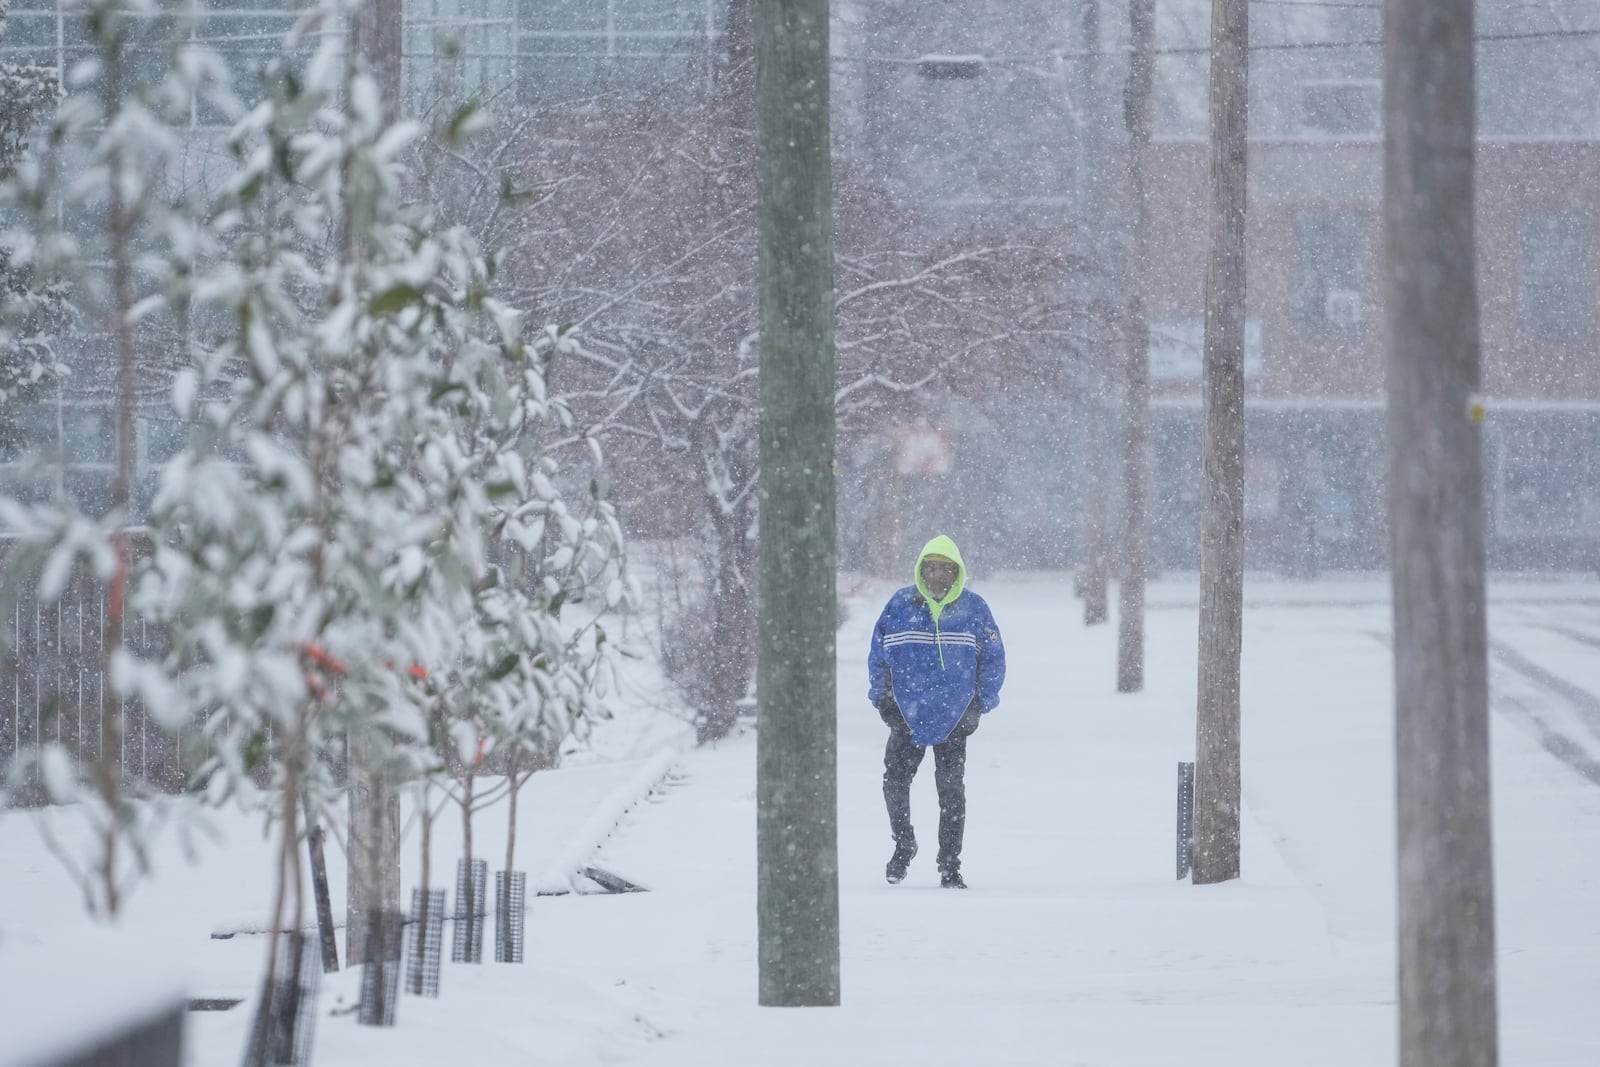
[0,553,187,805]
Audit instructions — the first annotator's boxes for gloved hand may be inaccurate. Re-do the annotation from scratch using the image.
[876,693,902,728]
[956,698,983,737]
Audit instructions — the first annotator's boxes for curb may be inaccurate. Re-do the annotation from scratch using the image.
[534,744,685,895]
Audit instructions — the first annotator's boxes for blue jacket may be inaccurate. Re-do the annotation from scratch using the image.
[868,536,1006,746]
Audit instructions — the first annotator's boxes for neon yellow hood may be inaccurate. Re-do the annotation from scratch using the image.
[914,534,968,627]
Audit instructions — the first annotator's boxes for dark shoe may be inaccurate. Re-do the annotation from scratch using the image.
[940,869,966,889]
[886,841,917,884]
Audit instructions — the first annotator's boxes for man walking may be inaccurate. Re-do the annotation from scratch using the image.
[868,535,1006,888]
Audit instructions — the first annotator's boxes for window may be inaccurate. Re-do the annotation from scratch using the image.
[2,0,316,128]
[1297,80,1380,137]
[1295,213,1367,332]
[1245,454,1281,521]
[517,0,708,103]
[1520,214,1593,339]
[407,0,521,109]
[0,402,56,465]
[1494,421,1598,536]
[1147,317,1264,380]
[0,392,182,525]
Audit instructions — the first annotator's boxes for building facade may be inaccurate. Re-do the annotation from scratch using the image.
[3,0,1597,570]
[835,0,1600,573]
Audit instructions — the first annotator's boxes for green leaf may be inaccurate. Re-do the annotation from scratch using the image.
[243,730,268,773]
[246,603,275,639]
[548,589,567,619]
[236,170,265,207]
[499,173,535,209]
[274,139,295,182]
[369,284,424,316]
[486,653,521,682]
[443,101,481,147]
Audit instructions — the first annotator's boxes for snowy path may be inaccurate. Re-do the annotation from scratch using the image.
[7,575,1600,1066]
[531,577,1600,1065]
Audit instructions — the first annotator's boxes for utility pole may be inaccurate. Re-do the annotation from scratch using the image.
[1117,0,1154,692]
[1385,0,1499,1056]
[345,0,404,966]
[1076,0,1109,629]
[1193,0,1247,884]
[754,0,840,1007]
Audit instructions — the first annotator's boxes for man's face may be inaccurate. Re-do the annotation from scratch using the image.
[921,558,959,601]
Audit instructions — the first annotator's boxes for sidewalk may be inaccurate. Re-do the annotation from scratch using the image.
[541,579,1395,1066]
[11,573,1598,1066]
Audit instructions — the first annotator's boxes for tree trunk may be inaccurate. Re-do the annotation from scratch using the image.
[351,0,403,120]
[1385,0,1499,1058]
[1080,403,1110,626]
[345,731,400,963]
[1117,0,1155,693]
[505,754,521,875]
[344,0,404,963]
[699,466,757,743]
[693,0,759,747]
[754,0,840,1007]
[1193,0,1247,885]
[244,760,303,1067]
[87,36,139,921]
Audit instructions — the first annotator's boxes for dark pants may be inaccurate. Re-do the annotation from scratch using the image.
[883,725,968,874]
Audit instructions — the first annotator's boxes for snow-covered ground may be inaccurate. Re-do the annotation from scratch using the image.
[4,573,1600,1066]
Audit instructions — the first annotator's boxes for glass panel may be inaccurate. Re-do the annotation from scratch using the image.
[0,469,56,506]
[0,401,58,464]
[142,417,187,467]
[63,405,114,464]
[132,471,159,521]
[2,12,58,50]
[1294,213,1367,331]
[613,0,702,35]
[1520,214,1593,339]
[64,466,113,517]
[1496,421,1590,536]
[519,0,607,35]
[517,35,608,102]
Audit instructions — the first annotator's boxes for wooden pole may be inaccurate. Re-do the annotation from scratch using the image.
[1076,0,1110,630]
[754,0,840,1007]
[1117,0,1155,692]
[1385,0,1499,1056]
[1193,0,1248,884]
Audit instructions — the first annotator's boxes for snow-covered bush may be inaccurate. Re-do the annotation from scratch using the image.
[0,0,236,918]
[0,0,633,957]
